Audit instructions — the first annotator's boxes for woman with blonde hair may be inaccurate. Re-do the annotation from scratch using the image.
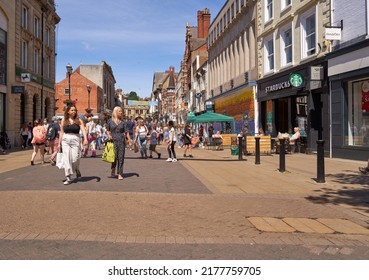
[58,105,88,185]
[106,106,132,180]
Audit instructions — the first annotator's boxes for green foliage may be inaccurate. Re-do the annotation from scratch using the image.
[127,91,139,100]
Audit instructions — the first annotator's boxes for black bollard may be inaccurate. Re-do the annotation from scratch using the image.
[255,136,261,164]
[316,140,325,183]
[279,137,286,172]
[238,135,243,160]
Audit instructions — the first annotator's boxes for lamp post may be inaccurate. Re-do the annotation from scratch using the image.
[86,84,91,110]
[66,63,73,100]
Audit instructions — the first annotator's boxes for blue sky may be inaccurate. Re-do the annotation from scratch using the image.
[55,0,225,98]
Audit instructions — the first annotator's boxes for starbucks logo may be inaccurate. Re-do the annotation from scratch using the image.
[289,73,303,87]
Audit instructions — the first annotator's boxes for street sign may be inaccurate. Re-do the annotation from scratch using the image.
[21,73,31,82]
[325,28,341,40]
[289,73,304,87]
[195,92,202,98]
[11,86,25,94]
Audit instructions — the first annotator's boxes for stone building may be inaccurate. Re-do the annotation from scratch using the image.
[0,0,60,146]
[151,66,178,124]
[326,0,369,160]
[256,0,331,153]
[207,0,258,134]
[179,9,210,124]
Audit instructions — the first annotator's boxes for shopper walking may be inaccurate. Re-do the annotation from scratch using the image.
[106,106,132,180]
[134,118,148,159]
[59,106,88,185]
[30,119,46,165]
[166,120,177,162]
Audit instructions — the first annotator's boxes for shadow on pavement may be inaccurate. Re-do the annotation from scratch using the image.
[305,172,369,214]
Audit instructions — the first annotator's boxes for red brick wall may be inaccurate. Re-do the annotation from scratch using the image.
[55,72,99,116]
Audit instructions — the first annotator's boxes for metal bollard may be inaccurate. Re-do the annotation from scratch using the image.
[238,135,243,160]
[279,137,286,172]
[316,140,325,183]
[255,136,260,164]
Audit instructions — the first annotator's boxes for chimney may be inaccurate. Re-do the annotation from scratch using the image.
[197,8,210,39]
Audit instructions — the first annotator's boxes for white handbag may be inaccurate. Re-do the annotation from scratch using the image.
[56,152,64,169]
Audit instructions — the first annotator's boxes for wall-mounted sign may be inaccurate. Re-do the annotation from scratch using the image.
[265,81,291,93]
[127,100,158,106]
[310,66,324,80]
[21,73,31,82]
[11,86,25,94]
[289,73,304,88]
[325,28,342,40]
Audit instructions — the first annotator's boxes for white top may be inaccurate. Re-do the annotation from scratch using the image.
[169,127,177,142]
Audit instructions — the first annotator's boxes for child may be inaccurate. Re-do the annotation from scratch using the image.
[148,125,161,159]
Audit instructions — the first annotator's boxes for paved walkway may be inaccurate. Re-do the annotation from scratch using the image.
[0,145,368,259]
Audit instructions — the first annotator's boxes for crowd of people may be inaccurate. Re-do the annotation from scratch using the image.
[1,105,368,184]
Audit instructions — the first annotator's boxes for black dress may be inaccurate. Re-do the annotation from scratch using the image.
[107,119,127,176]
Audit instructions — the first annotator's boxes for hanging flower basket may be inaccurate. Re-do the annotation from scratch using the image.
[63,99,77,111]
[84,108,93,118]
[101,111,110,122]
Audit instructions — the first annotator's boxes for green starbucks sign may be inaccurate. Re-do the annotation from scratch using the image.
[289,73,304,87]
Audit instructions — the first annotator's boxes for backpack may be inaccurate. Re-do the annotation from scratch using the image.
[34,127,46,144]
[46,124,57,141]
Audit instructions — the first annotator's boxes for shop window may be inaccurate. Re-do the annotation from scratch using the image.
[346,79,369,147]
[296,96,308,137]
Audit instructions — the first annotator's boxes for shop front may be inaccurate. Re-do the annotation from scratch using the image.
[257,60,329,154]
[328,40,369,161]
[207,83,256,134]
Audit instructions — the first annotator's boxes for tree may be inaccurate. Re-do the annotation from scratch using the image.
[127,91,139,100]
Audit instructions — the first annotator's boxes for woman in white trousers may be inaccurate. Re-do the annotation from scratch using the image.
[59,105,88,185]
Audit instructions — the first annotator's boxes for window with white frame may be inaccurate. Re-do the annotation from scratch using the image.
[264,35,274,72]
[280,24,292,66]
[34,16,40,38]
[21,6,28,29]
[33,48,39,73]
[21,41,28,68]
[281,0,291,10]
[301,8,316,58]
[265,0,273,22]
[236,0,239,13]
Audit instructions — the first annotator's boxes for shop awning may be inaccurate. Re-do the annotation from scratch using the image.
[187,112,235,124]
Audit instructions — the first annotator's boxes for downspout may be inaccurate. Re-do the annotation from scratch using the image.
[41,7,44,118]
